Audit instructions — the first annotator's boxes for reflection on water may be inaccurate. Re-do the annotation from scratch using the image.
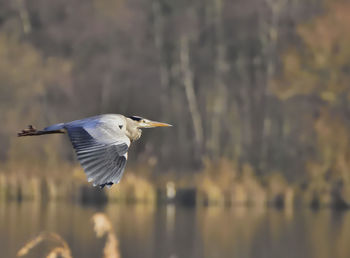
[1,201,350,258]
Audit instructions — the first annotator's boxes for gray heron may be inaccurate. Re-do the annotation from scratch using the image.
[18,114,172,188]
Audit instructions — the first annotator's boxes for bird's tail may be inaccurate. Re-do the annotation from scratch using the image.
[18,125,65,137]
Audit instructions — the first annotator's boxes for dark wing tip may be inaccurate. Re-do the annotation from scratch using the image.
[99,182,114,189]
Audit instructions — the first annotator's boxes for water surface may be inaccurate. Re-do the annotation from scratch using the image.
[1,202,349,258]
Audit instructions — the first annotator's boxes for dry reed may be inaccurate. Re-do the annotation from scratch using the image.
[17,232,72,258]
[92,213,120,258]
[17,213,120,258]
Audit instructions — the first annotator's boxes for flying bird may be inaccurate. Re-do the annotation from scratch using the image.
[18,114,172,188]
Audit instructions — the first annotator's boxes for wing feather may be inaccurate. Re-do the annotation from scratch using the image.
[65,119,130,188]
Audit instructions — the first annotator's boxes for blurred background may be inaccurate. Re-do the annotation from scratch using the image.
[1,0,350,257]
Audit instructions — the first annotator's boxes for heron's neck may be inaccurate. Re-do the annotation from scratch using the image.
[126,127,142,141]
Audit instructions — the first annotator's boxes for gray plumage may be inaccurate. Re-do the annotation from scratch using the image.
[18,114,172,188]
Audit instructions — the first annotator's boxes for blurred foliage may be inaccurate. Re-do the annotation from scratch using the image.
[0,0,349,207]
[0,31,72,166]
[272,0,350,207]
[273,0,350,102]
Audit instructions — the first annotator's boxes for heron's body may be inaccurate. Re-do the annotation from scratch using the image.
[18,114,171,188]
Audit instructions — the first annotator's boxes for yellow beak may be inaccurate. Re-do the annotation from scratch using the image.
[147,121,173,128]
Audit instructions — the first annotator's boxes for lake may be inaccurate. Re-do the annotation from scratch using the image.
[1,201,350,258]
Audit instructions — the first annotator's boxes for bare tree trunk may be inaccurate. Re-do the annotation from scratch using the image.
[152,0,170,118]
[252,0,286,172]
[206,0,229,159]
[179,35,204,158]
[16,0,31,34]
[100,74,112,113]
[236,54,253,161]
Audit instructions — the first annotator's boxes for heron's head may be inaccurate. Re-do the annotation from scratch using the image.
[127,116,172,128]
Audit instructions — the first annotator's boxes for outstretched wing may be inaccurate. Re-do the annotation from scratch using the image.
[65,117,130,188]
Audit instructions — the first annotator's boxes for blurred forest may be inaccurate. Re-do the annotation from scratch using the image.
[0,0,350,206]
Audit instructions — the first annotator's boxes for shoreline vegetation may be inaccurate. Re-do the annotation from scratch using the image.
[1,0,350,214]
[1,159,349,210]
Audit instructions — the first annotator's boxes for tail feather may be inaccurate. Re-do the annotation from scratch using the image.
[18,125,65,137]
